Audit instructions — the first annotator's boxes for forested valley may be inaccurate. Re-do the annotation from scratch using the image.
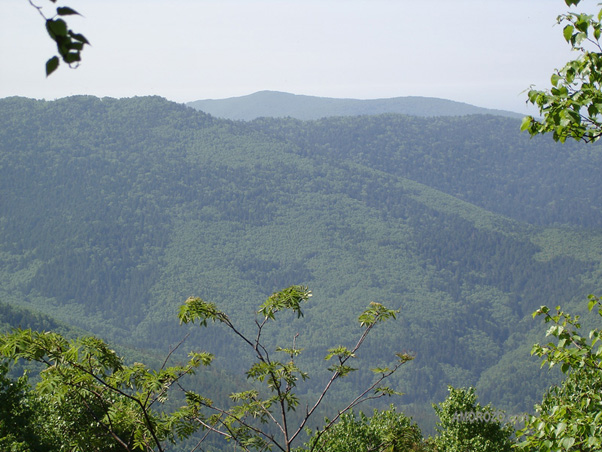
[1,95,602,451]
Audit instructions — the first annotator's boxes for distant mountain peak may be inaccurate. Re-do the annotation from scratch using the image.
[187,91,524,121]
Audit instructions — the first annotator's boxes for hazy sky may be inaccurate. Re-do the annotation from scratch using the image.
[0,0,594,113]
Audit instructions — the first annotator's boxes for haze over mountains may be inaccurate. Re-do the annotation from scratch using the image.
[1,94,601,432]
[187,90,525,121]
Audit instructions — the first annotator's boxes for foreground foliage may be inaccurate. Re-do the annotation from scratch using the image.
[433,386,514,452]
[522,0,602,142]
[0,286,410,451]
[518,0,602,444]
[0,362,50,452]
[300,406,432,452]
[179,285,412,452]
[0,329,206,451]
[27,0,90,75]
[516,296,602,451]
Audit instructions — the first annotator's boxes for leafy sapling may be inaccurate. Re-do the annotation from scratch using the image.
[179,285,413,452]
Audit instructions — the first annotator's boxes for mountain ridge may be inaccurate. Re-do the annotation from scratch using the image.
[187,90,525,120]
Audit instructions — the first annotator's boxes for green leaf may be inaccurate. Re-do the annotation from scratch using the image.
[562,437,575,449]
[46,19,68,38]
[178,297,227,326]
[373,386,399,396]
[56,7,80,16]
[258,285,311,320]
[46,56,59,76]
[555,422,567,437]
[327,364,356,377]
[185,391,213,407]
[63,52,81,64]
[575,15,589,33]
[563,25,575,42]
[68,31,90,45]
[527,89,540,104]
[358,302,398,327]
[188,351,214,366]
[66,41,84,51]
[395,352,414,363]
[521,116,533,132]
[275,346,303,357]
[574,31,587,45]
[588,295,598,312]
[325,346,353,360]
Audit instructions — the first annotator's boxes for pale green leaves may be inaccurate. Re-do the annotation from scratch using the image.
[258,285,312,320]
[373,386,403,397]
[395,352,414,364]
[516,296,602,452]
[0,327,207,450]
[325,345,355,361]
[530,300,598,373]
[276,346,303,357]
[520,116,533,133]
[302,407,426,452]
[564,24,575,42]
[326,363,357,377]
[188,350,214,367]
[433,386,514,452]
[178,296,229,326]
[524,3,602,142]
[358,302,398,327]
[588,293,601,313]
[177,287,409,451]
[246,360,308,390]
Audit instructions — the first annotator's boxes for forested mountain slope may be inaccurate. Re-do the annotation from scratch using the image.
[187,90,524,120]
[1,95,601,422]
[246,114,602,227]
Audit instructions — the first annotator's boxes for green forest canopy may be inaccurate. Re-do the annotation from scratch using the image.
[1,96,601,424]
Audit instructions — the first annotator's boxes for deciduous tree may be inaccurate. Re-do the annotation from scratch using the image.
[0,329,208,451]
[299,406,432,452]
[520,1,602,448]
[432,386,514,452]
[515,296,602,451]
[178,285,412,452]
[0,361,49,452]
[522,0,602,142]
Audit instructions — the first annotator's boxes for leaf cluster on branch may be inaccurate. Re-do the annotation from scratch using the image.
[28,0,90,76]
[522,0,602,142]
